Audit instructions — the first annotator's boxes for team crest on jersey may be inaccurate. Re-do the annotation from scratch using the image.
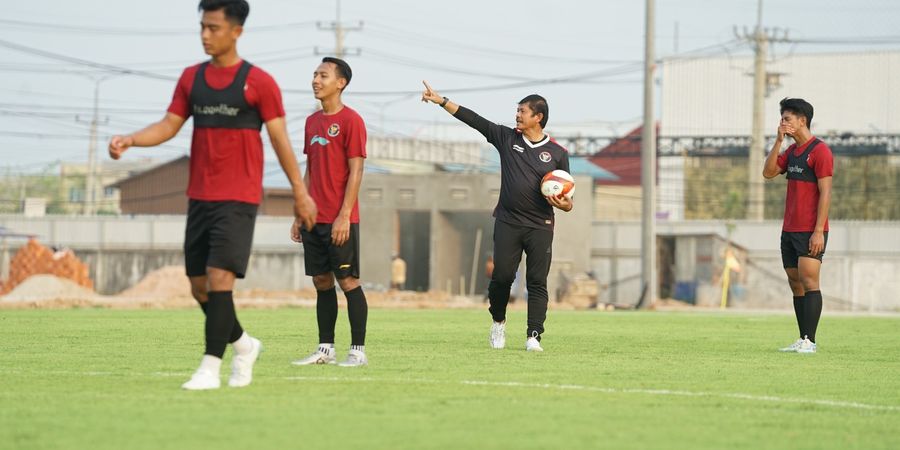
[539,151,552,163]
[327,123,340,137]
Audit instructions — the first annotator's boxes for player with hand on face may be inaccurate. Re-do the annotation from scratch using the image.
[763,97,833,354]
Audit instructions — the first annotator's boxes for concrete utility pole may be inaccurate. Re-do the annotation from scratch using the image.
[737,0,788,220]
[639,0,657,308]
[77,76,110,216]
[316,0,362,58]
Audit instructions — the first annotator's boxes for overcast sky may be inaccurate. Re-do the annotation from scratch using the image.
[1,0,899,169]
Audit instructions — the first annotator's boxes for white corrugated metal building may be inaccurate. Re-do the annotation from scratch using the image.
[656,50,900,220]
[660,50,900,136]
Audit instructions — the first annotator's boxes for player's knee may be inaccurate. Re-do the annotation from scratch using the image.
[312,274,335,290]
[337,276,360,292]
[190,285,207,302]
[799,276,819,291]
[490,268,517,286]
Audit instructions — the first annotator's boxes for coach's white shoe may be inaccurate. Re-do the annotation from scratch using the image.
[779,338,804,352]
[525,332,543,352]
[490,321,506,349]
[291,345,337,365]
[181,369,220,390]
[797,338,817,354]
[229,337,263,388]
[338,349,368,367]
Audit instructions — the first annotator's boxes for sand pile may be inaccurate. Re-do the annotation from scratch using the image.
[119,266,192,299]
[1,239,92,295]
[2,274,98,302]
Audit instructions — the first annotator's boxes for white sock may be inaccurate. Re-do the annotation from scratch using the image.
[350,344,365,353]
[232,332,253,355]
[199,355,222,374]
[319,342,334,353]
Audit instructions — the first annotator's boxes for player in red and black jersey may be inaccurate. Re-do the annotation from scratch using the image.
[421,81,572,352]
[763,97,833,354]
[108,0,317,389]
[291,57,371,367]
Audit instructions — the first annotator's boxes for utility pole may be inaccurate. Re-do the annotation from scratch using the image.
[316,0,362,58]
[736,0,788,220]
[639,0,656,308]
[77,76,111,216]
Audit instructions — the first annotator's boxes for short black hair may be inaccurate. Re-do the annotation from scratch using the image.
[519,94,549,128]
[198,0,250,26]
[779,97,814,128]
[322,57,352,90]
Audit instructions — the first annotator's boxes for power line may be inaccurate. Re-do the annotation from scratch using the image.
[0,18,317,36]
[0,38,177,82]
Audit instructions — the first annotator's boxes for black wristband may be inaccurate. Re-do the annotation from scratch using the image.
[439,97,449,107]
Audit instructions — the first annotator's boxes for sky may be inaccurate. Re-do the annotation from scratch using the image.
[1,0,899,171]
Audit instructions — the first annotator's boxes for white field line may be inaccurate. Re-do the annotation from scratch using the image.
[2,369,898,412]
[285,376,900,413]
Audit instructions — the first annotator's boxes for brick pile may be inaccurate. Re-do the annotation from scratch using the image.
[1,239,93,295]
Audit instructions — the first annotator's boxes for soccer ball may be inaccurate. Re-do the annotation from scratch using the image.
[540,170,575,199]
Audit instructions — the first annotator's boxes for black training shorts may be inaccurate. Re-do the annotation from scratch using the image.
[781,231,828,268]
[300,223,361,279]
[184,199,258,279]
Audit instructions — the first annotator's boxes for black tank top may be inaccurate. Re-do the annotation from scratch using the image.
[189,61,263,130]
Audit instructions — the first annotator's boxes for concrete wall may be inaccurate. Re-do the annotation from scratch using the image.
[0,173,595,298]
[591,220,900,312]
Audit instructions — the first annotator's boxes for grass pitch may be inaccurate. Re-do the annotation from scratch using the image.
[1,308,898,450]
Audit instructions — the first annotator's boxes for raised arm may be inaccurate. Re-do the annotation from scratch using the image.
[763,121,793,179]
[265,117,318,237]
[108,113,187,160]
[421,80,499,142]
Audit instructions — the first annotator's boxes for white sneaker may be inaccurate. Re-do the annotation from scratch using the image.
[228,337,263,388]
[525,332,543,352]
[291,345,337,366]
[490,321,506,349]
[797,338,817,354]
[338,348,368,367]
[779,338,804,352]
[181,369,220,390]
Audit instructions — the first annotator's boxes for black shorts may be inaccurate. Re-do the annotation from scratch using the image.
[184,200,258,279]
[781,231,828,268]
[301,223,361,279]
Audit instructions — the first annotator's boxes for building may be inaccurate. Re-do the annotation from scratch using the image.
[60,158,160,215]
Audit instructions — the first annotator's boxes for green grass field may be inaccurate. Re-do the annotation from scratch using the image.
[1,308,898,450]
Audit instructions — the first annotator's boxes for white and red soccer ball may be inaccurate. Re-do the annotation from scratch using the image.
[540,170,575,199]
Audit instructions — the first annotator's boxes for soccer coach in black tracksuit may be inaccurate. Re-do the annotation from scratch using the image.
[421,81,572,350]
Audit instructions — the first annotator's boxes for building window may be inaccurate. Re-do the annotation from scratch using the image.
[104,187,116,198]
[450,188,468,200]
[69,187,84,203]
[366,188,383,202]
[398,189,415,202]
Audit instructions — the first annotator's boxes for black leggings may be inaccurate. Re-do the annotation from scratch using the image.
[487,219,553,340]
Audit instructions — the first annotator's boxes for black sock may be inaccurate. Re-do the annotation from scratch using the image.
[205,291,236,358]
[792,295,805,338]
[317,288,338,344]
[344,286,368,346]
[195,299,243,343]
[803,290,823,343]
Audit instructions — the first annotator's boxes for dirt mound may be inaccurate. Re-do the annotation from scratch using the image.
[2,274,97,301]
[1,239,92,295]
[119,266,192,298]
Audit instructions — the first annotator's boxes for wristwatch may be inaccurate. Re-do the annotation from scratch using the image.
[439,97,449,107]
